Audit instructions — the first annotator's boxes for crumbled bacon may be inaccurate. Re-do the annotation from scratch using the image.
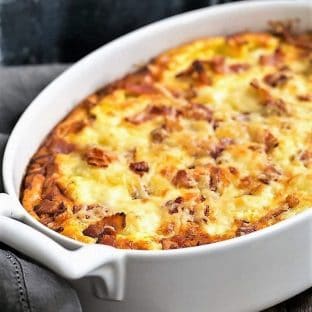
[264,98,287,115]
[97,235,117,246]
[239,176,262,195]
[209,166,222,192]
[48,137,76,154]
[150,126,169,143]
[229,63,250,73]
[182,103,213,122]
[207,57,250,74]
[85,147,115,168]
[299,150,312,167]
[258,165,281,184]
[264,131,279,153]
[164,196,183,214]
[259,47,284,66]
[208,56,227,74]
[161,238,179,249]
[124,82,157,95]
[297,94,312,102]
[72,205,81,214]
[129,161,149,176]
[210,138,234,159]
[172,170,196,188]
[176,60,212,85]
[285,194,299,209]
[269,20,312,51]
[83,213,126,238]
[236,221,256,236]
[67,120,87,134]
[229,166,239,175]
[250,79,288,114]
[125,105,178,125]
[34,199,66,218]
[263,72,289,87]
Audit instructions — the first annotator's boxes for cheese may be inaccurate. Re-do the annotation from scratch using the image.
[22,30,312,250]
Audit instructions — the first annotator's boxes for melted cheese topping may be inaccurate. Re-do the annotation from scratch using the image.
[22,30,312,250]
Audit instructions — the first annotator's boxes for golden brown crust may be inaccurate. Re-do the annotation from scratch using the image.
[21,22,312,250]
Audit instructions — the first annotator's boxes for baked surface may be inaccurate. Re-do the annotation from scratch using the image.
[21,23,312,249]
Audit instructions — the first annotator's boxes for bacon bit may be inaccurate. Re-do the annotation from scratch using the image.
[258,165,281,184]
[229,63,250,73]
[97,235,117,247]
[164,196,183,214]
[67,120,87,134]
[204,206,209,216]
[297,94,312,102]
[206,56,250,74]
[250,78,262,91]
[129,161,149,176]
[263,72,289,87]
[264,98,287,115]
[161,227,211,249]
[172,170,196,188]
[229,166,239,175]
[176,60,212,85]
[150,126,169,143]
[227,33,248,46]
[34,199,66,217]
[269,20,312,50]
[54,226,64,233]
[42,183,64,201]
[300,150,312,167]
[72,205,81,214]
[27,161,47,176]
[239,176,262,195]
[209,166,222,192]
[124,82,157,95]
[83,212,126,238]
[236,221,256,236]
[161,238,179,249]
[210,138,234,159]
[264,131,279,153]
[208,56,227,74]
[285,194,299,209]
[269,20,296,38]
[49,137,76,154]
[183,103,213,122]
[259,47,284,66]
[125,105,178,125]
[85,147,114,168]
[250,79,288,114]
[119,68,157,95]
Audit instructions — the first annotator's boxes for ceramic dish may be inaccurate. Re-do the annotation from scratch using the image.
[1,1,311,311]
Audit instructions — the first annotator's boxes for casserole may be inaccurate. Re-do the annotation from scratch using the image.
[20,25,312,251]
[0,1,311,311]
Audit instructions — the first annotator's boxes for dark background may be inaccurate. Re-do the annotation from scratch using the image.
[0,0,237,65]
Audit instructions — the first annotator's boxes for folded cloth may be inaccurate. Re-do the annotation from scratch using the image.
[0,65,82,312]
[0,64,311,312]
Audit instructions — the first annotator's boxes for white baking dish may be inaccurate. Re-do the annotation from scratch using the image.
[0,1,311,311]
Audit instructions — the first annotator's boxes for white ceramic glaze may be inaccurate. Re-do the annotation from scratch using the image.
[1,1,312,311]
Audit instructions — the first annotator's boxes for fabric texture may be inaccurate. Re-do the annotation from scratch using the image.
[0,65,82,312]
[0,64,311,312]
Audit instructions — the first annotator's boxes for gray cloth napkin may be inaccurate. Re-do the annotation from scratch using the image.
[0,64,311,312]
[0,65,82,312]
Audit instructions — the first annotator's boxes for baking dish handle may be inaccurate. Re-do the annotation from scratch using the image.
[0,193,126,301]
